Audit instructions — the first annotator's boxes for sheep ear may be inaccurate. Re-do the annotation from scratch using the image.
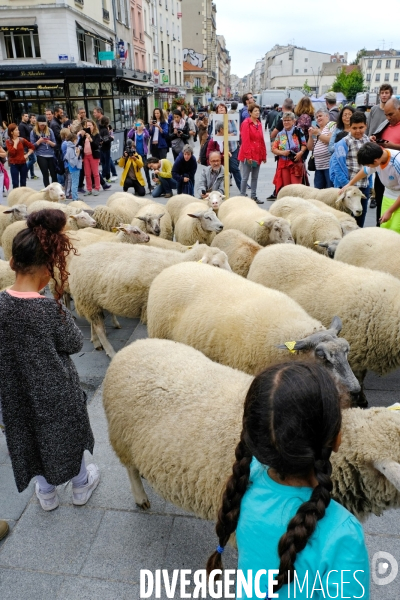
[360,191,366,199]
[335,191,345,207]
[157,213,164,220]
[69,214,77,220]
[221,195,226,199]
[2,209,14,214]
[328,316,342,335]
[187,212,202,219]
[137,216,147,222]
[373,459,400,491]
[84,209,94,215]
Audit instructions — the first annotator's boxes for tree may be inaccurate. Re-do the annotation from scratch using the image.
[303,79,312,95]
[351,48,367,65]
[332,67,365,100]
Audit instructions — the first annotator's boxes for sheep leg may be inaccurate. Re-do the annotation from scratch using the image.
[90,323,103,350]
[92,318,116,358]
[352,370,368,409]
[111,314,121,329]
[126,465,151,510]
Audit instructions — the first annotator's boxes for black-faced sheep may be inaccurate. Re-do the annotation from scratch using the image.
[147,262,360,393]
[103,339,400,520]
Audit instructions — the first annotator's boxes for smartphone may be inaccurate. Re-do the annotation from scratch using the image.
[375,139,385,144]
[84,127,91,134]
[152,120,157,124]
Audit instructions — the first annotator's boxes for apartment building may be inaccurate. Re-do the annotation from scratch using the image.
[359,49,400,94]
[181,0,217,92]
[155,0,185,108]
[216,35,231,97]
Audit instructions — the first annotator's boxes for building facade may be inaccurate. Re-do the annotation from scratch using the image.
[359,49,400,95]
[183,62,208,106]
[266,46,331,91]
[216,35,231,98]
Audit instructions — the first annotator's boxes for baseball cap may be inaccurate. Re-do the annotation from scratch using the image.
[324,92,337,101]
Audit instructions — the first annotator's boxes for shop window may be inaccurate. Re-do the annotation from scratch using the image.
[94,39,101,64]
[4,32,41,59]
[101,82,112,95]
[86,82,100,97]
[69,83,85,97]
[102,98,114,124]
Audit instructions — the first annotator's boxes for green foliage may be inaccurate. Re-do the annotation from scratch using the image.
[192,86,205,94]
[332,68,365,100]
[303,79,312,95]
[351,48,367,65]
[171,97,187,111]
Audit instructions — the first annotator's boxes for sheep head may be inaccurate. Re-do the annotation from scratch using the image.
[197,247,231,271]
[137,213,164,236]
[187,209,223,233]
[206,191,225,211]
[336,187,363,217]
[42,182,66,202]
[2,204,28,222]
[332,408,400,519]
[69,211,96,228]
[277,316,360,395]
[315,239,340,258]
[113,224,150,243]
[257,217,293,244]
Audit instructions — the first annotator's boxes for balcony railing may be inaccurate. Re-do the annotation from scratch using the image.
[102,8,110,21]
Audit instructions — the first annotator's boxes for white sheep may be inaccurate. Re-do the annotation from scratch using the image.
[211,229,262,277]
[147,262,360,394]
[67,200,92,212]
[0,259,15,291]
[28,200,79,216]
[166,193,224,228]
[205,190,225,211]
[276,184,364,216]
[247,243,400,404]
[103,339,397,519]
[269,196,343,254]
[131,202,173,240]
[7,183,66,207]
[174,202,224,245]
[106,194,151,224]
[0,205,28,241]
[92,205,125,231]
[66,211,97,230]
[302,197,358,235]
[1,221,27,260]
[69,243,232,357]
[146,234,190,252]
[218,196,293,246]
[334,227,400,278]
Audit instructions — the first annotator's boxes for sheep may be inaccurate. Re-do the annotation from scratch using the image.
[1,221,27,260]
[211,229,262,277]
[131,202,173,240]
[67,200,93,212]
[66,211,97,230]
[28,200,80,216]
[8,183,66,207]
[269,196,343,254]
[103,338,398,519]
[146,235,191,252]
[247,243,400,405]
[92,205,125,231]
[0,259,15,291]
[205,190,225,211]
[334,227,400,279]
[69,243,232,358]
[173,202,224,245]
[217,196,293,246]
[276,184,364,216]
[106,193,151,223]
[303,197,358,235]
[147,262,360,395]
[166,193,225,228]
[0,205,28,241]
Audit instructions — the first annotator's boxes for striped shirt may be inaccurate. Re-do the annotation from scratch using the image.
[313,122,336,170]
[364,150,400,200]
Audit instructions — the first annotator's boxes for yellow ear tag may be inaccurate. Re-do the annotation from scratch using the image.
[258,221,264,226]
[111,227,118,233]
[198,259,203,263]
[314,240,320,245]
[187,246,193,249]
[387,403,400,411]
[284,341,297,354]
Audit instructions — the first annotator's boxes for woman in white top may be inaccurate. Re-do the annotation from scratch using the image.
[307,108,336,189]
[148,108,169,160]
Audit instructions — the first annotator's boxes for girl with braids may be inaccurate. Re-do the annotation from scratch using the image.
[207,362,369,599]
[0,209,99,511]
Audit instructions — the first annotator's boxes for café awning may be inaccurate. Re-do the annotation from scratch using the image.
[0,17,38,33]
[76,21,113,47]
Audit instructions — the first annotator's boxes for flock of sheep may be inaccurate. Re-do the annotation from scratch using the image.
[2,182,400,527]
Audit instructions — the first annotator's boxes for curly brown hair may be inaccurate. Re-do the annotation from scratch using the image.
[295,97,315,117]
[11,209,77,309]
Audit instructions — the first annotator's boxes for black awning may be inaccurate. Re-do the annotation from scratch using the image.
[76,21,113,48]
[0,25,38,33]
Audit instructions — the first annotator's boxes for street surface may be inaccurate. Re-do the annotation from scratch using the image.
[0,134,399,599]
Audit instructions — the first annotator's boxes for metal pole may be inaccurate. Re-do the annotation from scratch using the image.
[223,112,230,199]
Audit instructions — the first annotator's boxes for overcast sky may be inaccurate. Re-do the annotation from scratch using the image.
[215,0,400,78]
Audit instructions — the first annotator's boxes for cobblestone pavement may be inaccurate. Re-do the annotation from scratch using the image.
[0,133,398,599]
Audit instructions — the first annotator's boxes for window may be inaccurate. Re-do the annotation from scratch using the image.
[385,73,390,81]
[94,38,101,64]
[368,60,373,68]
[77,31,87,62]
[393,86,398,94]
[304,69,307,73]
[4,31,41,59]
[194,77,201,87]
[394,73,399,81]
[304,58,308,62]
[161,40,164,60]
[366,73,371,82]
[167,43,170,61]
[386,60,391,68]
[396,60,400,69]
[117,0,122,21]
[376,73,381,82]
[377,60,382,68]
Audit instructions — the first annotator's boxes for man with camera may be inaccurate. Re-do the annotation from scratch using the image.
[118,139,146,196]
[147,156,177,198]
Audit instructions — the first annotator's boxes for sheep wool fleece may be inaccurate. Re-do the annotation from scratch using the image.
[0,292,94,492]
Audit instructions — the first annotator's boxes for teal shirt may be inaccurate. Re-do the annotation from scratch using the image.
[236,458,370,599]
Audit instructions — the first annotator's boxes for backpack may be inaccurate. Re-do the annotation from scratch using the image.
[53,146,65,176]
[199,136,210,166]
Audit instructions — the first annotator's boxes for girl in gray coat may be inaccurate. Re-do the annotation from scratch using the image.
[0,209,99,511]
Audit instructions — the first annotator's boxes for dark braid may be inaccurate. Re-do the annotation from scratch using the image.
[206,430,252,575]
[275,449,333,591]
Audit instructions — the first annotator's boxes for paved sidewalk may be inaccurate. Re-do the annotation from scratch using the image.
[0,132,396,598]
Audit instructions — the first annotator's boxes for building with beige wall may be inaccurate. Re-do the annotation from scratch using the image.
[216,35,231,98]
[359,49,400,95]
[181,0,217,91]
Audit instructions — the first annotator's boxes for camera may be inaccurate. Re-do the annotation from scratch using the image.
[152,120,157,124]
[83,127,91,134]
[288,151,298,161]
[125,139,136,157]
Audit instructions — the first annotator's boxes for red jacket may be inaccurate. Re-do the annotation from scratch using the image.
[6,138,35,165]
[238,117,266,165]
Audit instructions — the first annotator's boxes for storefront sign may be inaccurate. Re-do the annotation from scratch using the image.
[59,55,69,61]
[98,51,115,61]
[162,74,169,83]
[20,70,46,77]
[0,25,38,33]
[160,69,165,74]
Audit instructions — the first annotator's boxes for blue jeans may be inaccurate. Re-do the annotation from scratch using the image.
[152,177,177,197]
[229,147,242,190]
[10,163,28,188]
[177,178,195,195]
[314,168,333,189]
[101,149,111,180]
[70,170,80,200]
[26,151,36,177]
[109,156,117,177]
[355,187,370,228]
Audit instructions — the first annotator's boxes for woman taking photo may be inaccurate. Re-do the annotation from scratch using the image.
[30,116,57,187]
[128,119,152,193]
[239,103,266,204]
[149,108,169,159]
[78,119,101,196]
[272,112,307,194]
[207,361,369,599]
[6,124,35,188]
[307,109,336,189]
[329,105,355,153]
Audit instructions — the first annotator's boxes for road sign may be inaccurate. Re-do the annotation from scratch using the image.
[160,69,165,74]
[98,51,115,61]
[58,55,68,61]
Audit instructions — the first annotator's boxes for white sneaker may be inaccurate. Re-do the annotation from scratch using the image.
[109,176,118,182]
[35,482,59,511]
[72,464,100,506]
